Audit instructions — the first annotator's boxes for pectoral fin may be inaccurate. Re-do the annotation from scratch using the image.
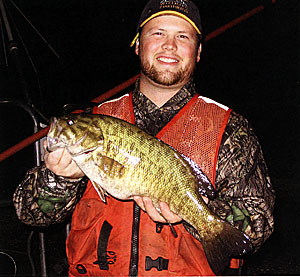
[91,180,108,203]
[95,153,126,179]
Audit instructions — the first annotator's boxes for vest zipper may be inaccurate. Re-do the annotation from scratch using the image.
[129,203,141,276]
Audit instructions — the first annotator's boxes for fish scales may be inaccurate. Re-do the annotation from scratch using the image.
[101,119,188,205]
[47,113,252,274]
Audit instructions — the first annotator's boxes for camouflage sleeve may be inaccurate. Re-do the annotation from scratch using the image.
[207,111,275,251]
[13,164,87,227]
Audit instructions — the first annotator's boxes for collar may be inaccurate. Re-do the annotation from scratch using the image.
[132,79,197,116]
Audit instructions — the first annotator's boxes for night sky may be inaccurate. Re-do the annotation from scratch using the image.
[0,0,299,274]
[1,0,298,178]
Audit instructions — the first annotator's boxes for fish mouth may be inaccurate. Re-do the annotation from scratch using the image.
[47,117,99,156]
[47,136,97,156]
[47,136,66,152]
[72,146,97,157]
[47,117,63,152]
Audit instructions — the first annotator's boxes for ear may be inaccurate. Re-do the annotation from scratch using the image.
[135,38,140,56]
[196,43,202,62]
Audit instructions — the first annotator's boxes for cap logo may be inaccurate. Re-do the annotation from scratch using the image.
[159,0,189,13]
[130,0,202,47]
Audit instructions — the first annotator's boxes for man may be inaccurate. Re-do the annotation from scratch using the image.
[13,0,275,276]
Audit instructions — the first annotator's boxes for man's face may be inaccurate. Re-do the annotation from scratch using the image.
[135,15,202,87]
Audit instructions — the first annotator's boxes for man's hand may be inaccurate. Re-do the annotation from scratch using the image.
[133,196,182,224]
[133,193,208,224]
[43,141,85,179]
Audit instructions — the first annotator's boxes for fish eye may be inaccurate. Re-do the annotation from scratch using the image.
[67,119,75,126]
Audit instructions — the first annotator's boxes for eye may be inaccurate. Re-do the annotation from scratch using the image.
[178,34,189,39]
[153,31,163,36]
[67,119,75,126]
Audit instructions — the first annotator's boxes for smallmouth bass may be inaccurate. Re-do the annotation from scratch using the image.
[47,113,252,274]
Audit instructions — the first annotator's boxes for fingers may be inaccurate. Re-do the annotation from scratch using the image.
[45,148,68,169]
[133,196,146,211]
[43,143,84,179]
[143,197,166,222]
[133,196,182,224]
[159,201,182,223]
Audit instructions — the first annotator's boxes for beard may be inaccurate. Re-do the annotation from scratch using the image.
[139,54,196,87]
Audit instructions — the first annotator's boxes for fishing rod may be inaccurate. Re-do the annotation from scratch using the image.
[0,73,140,163]
[0,0,32,105]
[0,1,277,162]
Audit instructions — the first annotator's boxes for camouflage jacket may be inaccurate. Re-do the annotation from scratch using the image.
[13,81,275,251]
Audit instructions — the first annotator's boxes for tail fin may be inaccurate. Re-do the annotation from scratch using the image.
[202,222,252,275]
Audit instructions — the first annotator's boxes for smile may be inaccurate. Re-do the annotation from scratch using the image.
[157,57,179,63]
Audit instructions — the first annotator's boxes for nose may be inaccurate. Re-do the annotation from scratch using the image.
[162,36,177,51]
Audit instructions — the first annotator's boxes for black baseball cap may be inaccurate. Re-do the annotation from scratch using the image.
[130,0,202,47]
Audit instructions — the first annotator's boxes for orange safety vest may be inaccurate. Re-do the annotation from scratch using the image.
[66,93,232,276]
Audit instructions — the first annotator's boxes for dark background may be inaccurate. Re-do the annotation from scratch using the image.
[0,0,299,275]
